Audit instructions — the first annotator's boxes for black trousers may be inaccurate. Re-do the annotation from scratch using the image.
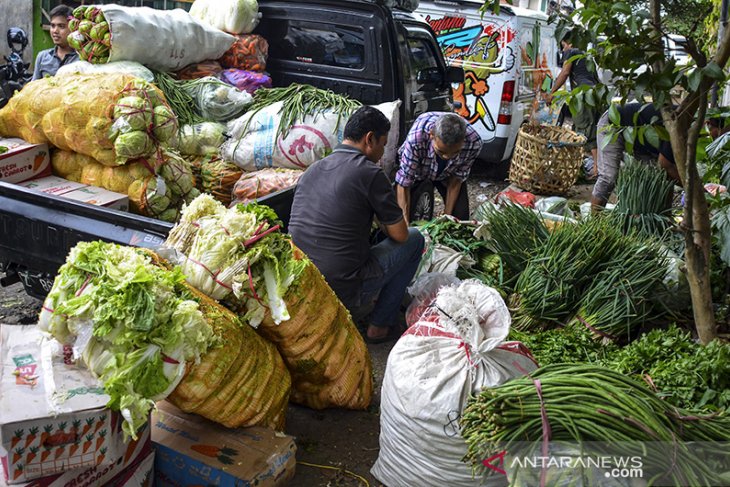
[432,179,470,220]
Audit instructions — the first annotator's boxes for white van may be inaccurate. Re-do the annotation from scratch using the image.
[416,1,559,164]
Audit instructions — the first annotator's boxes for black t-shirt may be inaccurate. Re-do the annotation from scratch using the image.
[562,47,597,88]
[288,144,404,308]
[617,103,675,164]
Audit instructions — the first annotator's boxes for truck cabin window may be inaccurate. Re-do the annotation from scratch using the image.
[261,20,365,69]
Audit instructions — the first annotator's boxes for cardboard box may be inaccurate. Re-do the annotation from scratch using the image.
[152,402,296,487]
[61,186,129,212]
[18,176,87,196]
[0,139,51,184]
[0,325,136,484]
[0,447,154,487]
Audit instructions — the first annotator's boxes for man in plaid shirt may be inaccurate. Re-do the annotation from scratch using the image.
[396,112,481,222]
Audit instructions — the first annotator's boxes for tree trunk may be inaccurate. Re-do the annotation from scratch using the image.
[664,99,717,344]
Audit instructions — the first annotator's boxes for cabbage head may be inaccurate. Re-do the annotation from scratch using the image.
[114,130,154,159]
[114,96,153,132]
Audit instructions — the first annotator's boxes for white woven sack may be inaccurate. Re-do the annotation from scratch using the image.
[101,5,235,71]
[189,0,261,35]
[371,280,538,487]
[222,100,401,172]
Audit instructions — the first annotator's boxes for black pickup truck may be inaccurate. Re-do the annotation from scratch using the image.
[0,0,459,299]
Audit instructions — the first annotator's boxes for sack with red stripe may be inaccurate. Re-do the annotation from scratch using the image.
[372,280,538,487]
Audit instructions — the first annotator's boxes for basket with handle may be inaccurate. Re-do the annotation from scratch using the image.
[509,124,586,195]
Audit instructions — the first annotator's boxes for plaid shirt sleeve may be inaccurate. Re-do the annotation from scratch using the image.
[395,114,433,187]
[449,125,482,181]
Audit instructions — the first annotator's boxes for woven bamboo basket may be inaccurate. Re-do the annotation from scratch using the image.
[509,124,587,195]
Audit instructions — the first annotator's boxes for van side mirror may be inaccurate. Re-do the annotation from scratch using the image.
[446,66,464,84]
[416,67,442,85]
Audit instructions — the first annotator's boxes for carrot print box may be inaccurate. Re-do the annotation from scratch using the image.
[0,325,127,484]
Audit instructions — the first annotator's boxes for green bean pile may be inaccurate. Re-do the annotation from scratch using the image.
[243,84,362,141]
[612,157,674,237]
[511,217,627,330]
[153,71,205,126]
[461,364,730,486]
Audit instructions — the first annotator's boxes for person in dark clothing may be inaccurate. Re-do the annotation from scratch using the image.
[288,106,425,344]
[547,32,600,174]
[592,103,679,208]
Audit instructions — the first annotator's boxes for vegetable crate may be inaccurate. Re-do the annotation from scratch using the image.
[509,125,586,195]
[0,325,147,485]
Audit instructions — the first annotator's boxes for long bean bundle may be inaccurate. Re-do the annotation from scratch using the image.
[243,84,362,141]
[461,364,730,486]
[612,157,674,237]
[511,217,626,330]
[153,71,206,126]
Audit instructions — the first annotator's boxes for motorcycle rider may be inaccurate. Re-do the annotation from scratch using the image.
[32,4,78,80]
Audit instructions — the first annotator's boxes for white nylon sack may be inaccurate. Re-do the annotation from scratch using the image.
[56,60,154,82]
[100,5,235,71]
[371,280,538,487]
[189,0,261,35]
[221,100,401,171]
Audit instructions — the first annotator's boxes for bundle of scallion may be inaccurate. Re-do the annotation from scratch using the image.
[510,217,626,330]
[478,203,550,287]
[612,156,675,237]
[570,238,668,340]
[461,364,730,486]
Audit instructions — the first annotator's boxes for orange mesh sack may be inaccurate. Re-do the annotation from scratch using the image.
[231,168,303,205]
[164,195,373,410]
[176,61,223,80]
[168,286,291,430]
[0,73,177,167]
[218,34,268,72]
[255,244,373,409]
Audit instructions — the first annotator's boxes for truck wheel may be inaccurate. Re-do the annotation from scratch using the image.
[410,180,434,222]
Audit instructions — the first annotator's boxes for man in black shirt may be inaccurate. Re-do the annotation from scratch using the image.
[289,106,425,343]
[592,103,679,208]
[548,32,600,174]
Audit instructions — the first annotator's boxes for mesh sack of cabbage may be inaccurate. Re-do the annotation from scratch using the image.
[0,73,176,166]
[67,4,234,71]
[37,241,291,437]
[164,194,373,409]
[51,149,199,222]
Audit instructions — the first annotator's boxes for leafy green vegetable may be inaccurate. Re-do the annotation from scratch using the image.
[164,195,307,327]
[114,130,154,160]
[508,325,619,365]
[38,241,216,438]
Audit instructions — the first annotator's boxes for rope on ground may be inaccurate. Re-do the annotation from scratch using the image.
[297,461,371,487]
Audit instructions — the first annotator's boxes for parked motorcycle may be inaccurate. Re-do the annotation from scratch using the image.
[0,28,32,109]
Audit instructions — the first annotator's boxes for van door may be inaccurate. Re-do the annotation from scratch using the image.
[396,22,453,128]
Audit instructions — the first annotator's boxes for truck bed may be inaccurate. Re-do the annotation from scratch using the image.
[0,181,294,299]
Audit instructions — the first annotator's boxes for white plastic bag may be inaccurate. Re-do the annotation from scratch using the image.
[183,77,253,122]
[221,100,401,171]
[371,280,538,487]
[56,60,154,82]
[404,272,460,326]
[189,0,261,35]
[100,5,235,71]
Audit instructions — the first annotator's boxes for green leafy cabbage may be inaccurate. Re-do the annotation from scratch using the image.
[38,241,216,438]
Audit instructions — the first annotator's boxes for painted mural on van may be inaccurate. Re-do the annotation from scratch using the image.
[425,13,555,144]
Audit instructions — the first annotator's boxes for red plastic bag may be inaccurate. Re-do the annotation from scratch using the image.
[496,188,536,208]
[218,34,268,71]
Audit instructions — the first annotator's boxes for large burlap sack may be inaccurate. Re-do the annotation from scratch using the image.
[221,100,401,172]
[68,5,235,71]
[169,288,291,430]
[254,245,373,409]
[0,73,176,166]
[371,280,538,487]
